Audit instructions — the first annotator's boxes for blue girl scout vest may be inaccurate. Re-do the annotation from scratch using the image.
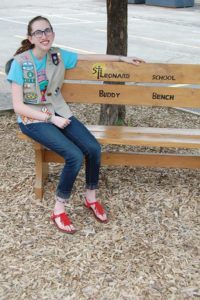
[15,47,73,123]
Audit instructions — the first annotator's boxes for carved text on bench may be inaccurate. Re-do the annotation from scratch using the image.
[99,90,120,98]
[152,93,175,100]
[152,75,176,81]
[93,65,130,80]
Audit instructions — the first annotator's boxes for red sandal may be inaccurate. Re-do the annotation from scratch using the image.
[84,198,108,223]
[51,212,76,234]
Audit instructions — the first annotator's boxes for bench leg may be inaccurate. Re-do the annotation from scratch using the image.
[34,143,49,200]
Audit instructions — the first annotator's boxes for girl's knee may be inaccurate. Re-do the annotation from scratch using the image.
[76,151,84,167]
[70,150,84,168]
[62,148,84,169]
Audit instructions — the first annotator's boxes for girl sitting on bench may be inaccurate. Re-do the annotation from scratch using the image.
[7,15,144,234]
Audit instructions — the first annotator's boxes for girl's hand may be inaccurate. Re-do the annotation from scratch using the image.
[51,115,71,129]
[120,56,145,65]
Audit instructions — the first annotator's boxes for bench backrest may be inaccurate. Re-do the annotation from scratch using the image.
[62,61,200,108]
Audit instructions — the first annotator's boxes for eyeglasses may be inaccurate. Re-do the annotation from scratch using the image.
[31,27,53,39]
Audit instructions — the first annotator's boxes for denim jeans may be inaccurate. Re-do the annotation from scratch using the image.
[19,116,101,200]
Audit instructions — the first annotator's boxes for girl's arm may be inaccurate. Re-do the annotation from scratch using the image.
[78,54,145,65]
[12,83,48,121]
[12,83,70,128]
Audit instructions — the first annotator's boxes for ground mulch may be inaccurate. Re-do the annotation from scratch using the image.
[0,106,199,300]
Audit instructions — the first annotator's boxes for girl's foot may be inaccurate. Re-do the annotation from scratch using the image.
[84,198,108,223]
[51,212,76,234]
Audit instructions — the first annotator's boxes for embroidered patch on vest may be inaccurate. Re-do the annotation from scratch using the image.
[23,61,36,84]
[54,87,60,96]
[51,53,60,65]
[22,61,34,71]
[24,92,38,103]
[41,106,52,114]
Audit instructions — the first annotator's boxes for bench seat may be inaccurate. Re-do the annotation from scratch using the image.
[18,125,200,171]
[86,125,200,148]
[19,126,200,148]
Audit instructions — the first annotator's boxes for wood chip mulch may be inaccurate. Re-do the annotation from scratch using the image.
[0,106,199,300]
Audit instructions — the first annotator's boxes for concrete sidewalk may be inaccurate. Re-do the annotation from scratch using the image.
[0,0,200,112]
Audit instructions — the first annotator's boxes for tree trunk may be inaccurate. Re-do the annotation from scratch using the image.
[99,0,128,125]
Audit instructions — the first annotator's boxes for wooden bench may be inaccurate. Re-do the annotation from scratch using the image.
[18,61,200,199]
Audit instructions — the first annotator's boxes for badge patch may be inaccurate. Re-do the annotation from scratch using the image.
[24,92,38,103]
[51,53,60,65]
[54,87,60,96]
[22,61,34,71]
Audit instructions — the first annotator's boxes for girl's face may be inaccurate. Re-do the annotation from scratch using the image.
[28,20,55,52]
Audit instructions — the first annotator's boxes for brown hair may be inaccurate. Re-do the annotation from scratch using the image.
[14,16,53,56]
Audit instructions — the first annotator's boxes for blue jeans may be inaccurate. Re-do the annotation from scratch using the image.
[19,116,101,200]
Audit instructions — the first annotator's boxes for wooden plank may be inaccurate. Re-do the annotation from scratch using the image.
[90,126,200,148]
[101,152,200,169]
[34,144,48,200]
[18,132,31,140]
[18,127,200,139]
[43,150,200,169]
[95,135,200,148]
[62,83,200,108]
[86,125,200,136]
[44,150,63,163]
[65,61,200,84]
[18,126,200,148]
